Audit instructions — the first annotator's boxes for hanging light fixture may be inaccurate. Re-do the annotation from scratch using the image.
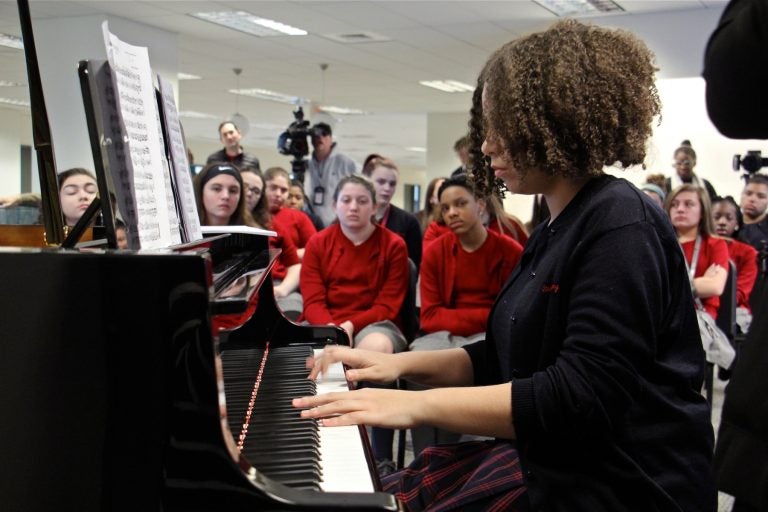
[229,67,250,136]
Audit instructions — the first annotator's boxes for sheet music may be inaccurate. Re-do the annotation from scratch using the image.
[157,75,202,242]
[102,22,177,249]
[90,62,141,249]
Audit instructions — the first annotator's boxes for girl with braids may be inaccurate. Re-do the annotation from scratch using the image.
[295,20,714,511]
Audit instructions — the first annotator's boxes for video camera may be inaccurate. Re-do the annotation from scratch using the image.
[733,150,768,174]
[277,106,311,159]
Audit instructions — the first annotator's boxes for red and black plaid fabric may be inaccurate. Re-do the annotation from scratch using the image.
[381,440,529,511]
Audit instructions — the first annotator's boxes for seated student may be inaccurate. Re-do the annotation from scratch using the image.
[300,174,409,473]
[416,175,523,346]
[362,156,423,269]
[287,179,324,231]
[240,167,264,214]
[264,167,317,260]
[414,177,446,235]
[712,195,758,333]
[422,191,526,247]
[409,175,523,454]
[667,184,729,321]
[58,168,98,227]
[193,163,301,311]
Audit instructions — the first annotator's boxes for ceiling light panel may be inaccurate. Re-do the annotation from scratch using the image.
[229,88,307,105]
[0,80,23,87]
[534,0,624,16]
[319,105,368,115]
[0,33,23,50]
[178,110,217,119]
[189,11,308,37]
[419,80,475,93]
[0,97,29,107]
[178,72,201,80]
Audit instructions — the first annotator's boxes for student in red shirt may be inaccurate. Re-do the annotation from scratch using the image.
[667,184,729,320]
[300,174,409,473]
[410,175,523,454]
[417,175,523,344]
[712,195,758,332]
[193,163,301,314]
[264,166,317,261]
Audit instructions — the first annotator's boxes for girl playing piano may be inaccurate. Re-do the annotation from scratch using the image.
[295,20,715,512]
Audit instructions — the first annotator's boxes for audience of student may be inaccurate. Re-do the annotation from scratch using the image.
[712,195,758,332]
[287,179,324,231]
[667,184,729,320]
[362,156,423,269]
[666,141,718,200]
[414,177,446,236]
[300,174,409,474]
[264,167,316,260]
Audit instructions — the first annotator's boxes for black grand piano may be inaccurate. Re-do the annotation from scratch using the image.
[0,228,400,512]
[0,1,400,510]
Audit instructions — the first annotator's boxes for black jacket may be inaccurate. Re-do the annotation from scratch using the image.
[205,148,261,172]
[465,175,715,511]
[384,205,422,270]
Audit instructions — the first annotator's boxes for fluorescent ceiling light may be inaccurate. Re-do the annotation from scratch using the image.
[178,72,201,80]
[0,97,29,107]
[533,0,623,16]
[318,105,367,115]
[178,110,218,119]
[190,11,307,37]
[230,88,306,105]
[0,33,23,50]
[0,80,23,87]
[419,80,475,93]
[405,146,427,153]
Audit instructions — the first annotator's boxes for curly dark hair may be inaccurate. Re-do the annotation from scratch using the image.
[468,19,661,197]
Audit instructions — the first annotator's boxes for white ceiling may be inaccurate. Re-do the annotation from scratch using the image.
[0,0,728,168]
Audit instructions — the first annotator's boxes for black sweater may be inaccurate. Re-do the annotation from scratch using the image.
[465,175,715,512]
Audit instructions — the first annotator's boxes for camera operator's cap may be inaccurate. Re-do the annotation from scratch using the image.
[311,122,332,137]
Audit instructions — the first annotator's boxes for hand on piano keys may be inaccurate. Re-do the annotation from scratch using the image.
[305,344,400,385]
[294,346,420,431]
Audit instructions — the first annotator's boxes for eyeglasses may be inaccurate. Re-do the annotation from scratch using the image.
[245,186,261,195]
[673,160,693,167]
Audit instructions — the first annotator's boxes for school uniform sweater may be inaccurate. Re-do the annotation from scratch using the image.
[725,238,758,311]
[420,229,522,336]
[272,206,317,250]
[680,235,729,319]
[300,224,409,332]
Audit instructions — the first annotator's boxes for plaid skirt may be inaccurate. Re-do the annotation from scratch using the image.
[381,440,529,512]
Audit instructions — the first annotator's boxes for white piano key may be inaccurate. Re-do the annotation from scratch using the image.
[314,349,375,493]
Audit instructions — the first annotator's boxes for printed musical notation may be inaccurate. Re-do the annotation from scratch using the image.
[157,75,202,242]
[102,21,178,249]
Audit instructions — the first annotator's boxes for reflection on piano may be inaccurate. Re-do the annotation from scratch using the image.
[0,231,400,511]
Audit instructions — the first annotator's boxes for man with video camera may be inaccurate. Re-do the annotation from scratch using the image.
[705,1,768,510]
[304,122,357,226]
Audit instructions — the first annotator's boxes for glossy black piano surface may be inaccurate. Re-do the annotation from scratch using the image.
[0,233,399,512]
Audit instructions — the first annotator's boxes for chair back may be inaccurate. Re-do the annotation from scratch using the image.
[399,258,420,341]
[716,260,737,342]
